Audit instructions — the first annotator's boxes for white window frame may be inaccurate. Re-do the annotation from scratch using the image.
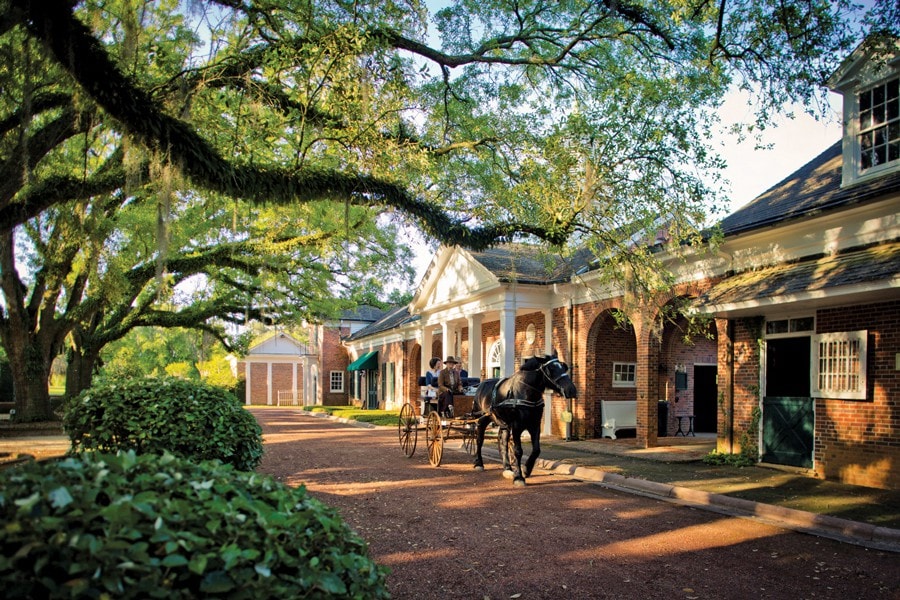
[487,341,502,379]
[857,76,900,174]
[612,362,636,388]
[811,330,868,400]
[329,370,344,393]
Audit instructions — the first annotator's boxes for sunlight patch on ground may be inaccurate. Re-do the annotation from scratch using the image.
[560,518,780,559]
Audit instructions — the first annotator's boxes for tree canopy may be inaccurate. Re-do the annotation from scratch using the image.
[1,0,895,420]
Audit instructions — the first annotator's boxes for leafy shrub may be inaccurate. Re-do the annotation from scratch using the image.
[64,377,263,471]
[0,451,389,599]
[702,450,756,467]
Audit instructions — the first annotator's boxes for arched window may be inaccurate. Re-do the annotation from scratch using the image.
[487,340,503,379]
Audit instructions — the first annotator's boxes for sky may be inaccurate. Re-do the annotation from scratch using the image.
[715,93,843,213]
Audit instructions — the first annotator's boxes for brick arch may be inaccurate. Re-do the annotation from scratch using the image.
[584,307,637,439]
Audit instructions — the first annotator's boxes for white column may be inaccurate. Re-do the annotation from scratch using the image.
[543,309,553,357]
[467,313,483,379]
[499,305,516,377]
[442,321,452,360]
[421,325,433,375]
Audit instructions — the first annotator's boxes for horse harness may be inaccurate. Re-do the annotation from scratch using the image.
[488,358,570,410]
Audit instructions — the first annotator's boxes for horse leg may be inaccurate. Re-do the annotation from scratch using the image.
[510,426,527,487]
[472,414,491,471]
[523,420,541,478]
[498,427,515,479]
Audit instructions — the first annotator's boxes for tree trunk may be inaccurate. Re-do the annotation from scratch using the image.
[10,343,54,422]
[65,346,100,399]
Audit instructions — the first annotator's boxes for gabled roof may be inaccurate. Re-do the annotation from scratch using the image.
[247,332,312,356]
[719,141,900,237]
[343,305,419,342]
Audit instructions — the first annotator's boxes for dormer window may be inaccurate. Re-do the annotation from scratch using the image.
[858,76,899,171]
[827,36,900,187]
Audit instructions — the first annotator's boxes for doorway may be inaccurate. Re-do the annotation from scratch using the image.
[693,365,718,433]
[762,337,813,468]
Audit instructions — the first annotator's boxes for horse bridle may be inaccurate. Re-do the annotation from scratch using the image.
[538,358,572,398]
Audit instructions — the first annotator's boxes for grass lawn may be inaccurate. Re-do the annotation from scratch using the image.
[301,405,400,427]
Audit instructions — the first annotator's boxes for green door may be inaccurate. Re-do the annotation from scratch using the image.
[762,396,814,468]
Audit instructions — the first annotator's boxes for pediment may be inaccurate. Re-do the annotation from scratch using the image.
[247,333,310,356]
[412,246,498,311]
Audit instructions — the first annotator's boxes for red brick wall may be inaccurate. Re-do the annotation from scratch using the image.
[249,362,269,405]
[271,363,294,401]
[727,317,764,456]
[813,301,899,489]
[322,327,349,405]
[660,318,717,435]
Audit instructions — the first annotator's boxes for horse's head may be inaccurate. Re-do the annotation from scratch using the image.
[525,353,577,399]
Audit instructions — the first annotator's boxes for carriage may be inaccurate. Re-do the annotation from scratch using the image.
[397,393,483,467]
[397,353,578,486]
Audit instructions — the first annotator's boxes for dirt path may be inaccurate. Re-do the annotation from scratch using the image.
[253,409,899,600]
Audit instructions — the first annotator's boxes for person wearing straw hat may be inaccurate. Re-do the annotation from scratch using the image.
[437,356,462,417]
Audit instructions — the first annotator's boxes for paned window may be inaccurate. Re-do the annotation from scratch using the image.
[812,331,867,400]
[859,77,900,171]
[330,371,344,393]
[612,362,636,388]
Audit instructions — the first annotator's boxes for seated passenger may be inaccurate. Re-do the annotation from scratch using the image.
[437,356,463,417]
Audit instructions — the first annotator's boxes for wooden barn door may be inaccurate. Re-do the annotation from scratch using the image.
[762,337,813,468]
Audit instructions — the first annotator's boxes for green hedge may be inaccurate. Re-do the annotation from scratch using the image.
[0,451,389,599]
[64,378,263,471]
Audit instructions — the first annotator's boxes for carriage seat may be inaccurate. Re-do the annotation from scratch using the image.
[601,400,637,439]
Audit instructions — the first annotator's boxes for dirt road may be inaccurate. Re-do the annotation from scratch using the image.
[253,409,899,600]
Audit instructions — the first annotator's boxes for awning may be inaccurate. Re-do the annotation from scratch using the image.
[347,350,378,371]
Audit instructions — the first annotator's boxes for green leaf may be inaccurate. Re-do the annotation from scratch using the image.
[49,486,74,509]
[188,554,208,575]
[200,571,234,594]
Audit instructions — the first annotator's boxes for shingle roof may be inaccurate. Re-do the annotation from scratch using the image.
[698,241,900,307]
[469,243,586,283]
[343,305,419,341]
[720,141,900,236]
[339,305,388,322]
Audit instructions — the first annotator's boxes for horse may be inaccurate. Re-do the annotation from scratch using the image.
[471,352,577,487]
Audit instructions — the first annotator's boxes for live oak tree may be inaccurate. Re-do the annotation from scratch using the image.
[1,0,895,420]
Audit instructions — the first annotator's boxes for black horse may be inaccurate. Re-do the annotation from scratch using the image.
[471,352,577,487]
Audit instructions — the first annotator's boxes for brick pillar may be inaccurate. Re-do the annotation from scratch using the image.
[632,310,660,448]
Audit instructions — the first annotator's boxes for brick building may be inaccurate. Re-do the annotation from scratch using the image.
[342,38,900,490]
[237,306,386,406]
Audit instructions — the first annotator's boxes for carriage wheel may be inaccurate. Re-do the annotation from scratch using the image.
[398,403,418,458]
[425,411,444,466]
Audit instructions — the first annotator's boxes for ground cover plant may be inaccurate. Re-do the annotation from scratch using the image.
[303,405,400,427]
[64,378,263,471]
[0,451,389,599]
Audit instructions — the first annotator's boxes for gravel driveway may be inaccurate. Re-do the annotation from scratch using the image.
[253,408,899,600]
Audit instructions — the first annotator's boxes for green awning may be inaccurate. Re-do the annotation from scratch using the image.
[347,350,378,372]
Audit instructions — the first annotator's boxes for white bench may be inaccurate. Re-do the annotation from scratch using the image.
[601,400,637,439]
